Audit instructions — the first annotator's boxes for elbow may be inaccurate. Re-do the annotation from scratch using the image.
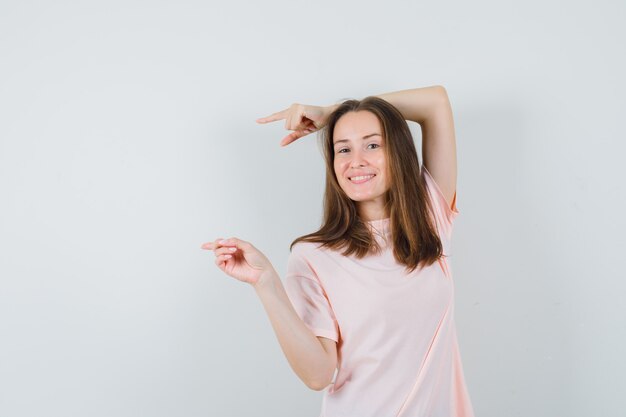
[431,85,449,101]
[307,378,332,392]
[306,368,335,391]
[428,86,451,113]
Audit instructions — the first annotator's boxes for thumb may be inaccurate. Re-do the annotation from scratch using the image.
[280,130,309,147]
[219,237,248,249]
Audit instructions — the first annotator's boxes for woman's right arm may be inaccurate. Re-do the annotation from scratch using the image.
[253,270,337,391]
[201,237,337,391]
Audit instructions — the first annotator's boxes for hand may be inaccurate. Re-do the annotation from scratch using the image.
[201,237,277,287]
[256,103,332,147]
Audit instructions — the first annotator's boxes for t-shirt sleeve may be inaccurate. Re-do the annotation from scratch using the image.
[284,247,340,343]
[422,165,460,241]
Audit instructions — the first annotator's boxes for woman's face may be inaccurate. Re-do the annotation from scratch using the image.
[332,110,390,207]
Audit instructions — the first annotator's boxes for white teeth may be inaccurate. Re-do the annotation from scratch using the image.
[350,175,375,181]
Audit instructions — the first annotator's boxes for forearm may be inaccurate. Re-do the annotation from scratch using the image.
[323,85,448,125]
[254,272,334,390]
[374,85,448,124]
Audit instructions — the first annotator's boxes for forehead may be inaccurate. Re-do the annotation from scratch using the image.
[333,111,382,144]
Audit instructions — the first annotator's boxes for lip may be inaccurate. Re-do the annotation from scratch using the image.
[348,174,376,184]
[348,173,376,179]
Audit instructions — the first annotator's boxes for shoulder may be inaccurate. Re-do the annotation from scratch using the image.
[291,240,316,254]
[422,165,459,218]
[286,241,331,282]
[290,241,326,262]
[289,241,341,272]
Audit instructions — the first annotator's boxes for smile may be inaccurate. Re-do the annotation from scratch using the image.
[349,174,375,184]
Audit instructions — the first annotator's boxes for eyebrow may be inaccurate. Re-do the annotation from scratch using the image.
[333,133,381,146]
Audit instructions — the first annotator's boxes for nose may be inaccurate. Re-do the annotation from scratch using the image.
[350,149,367,168]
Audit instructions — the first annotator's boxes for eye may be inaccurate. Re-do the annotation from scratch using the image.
[337,148,348,154]
[368,143,380,149]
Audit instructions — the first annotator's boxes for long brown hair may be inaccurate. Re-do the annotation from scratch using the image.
[289,96,444,274]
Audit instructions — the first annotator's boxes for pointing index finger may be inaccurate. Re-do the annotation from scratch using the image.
[256,109,287,124]
[200,237,225,250]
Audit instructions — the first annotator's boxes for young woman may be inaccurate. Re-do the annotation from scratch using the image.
[201,86,475,417]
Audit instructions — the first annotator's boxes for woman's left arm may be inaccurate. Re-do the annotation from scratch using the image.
[375,85,457,211]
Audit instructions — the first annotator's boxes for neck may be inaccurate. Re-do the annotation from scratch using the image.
[358,206,388,222]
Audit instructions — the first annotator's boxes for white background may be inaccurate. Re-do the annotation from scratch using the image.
[1,1,624,416]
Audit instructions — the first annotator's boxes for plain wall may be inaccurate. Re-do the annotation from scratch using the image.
[1,0,624,416]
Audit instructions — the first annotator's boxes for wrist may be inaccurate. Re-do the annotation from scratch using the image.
[252,269,280,293]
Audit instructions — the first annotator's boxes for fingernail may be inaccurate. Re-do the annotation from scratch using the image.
[219,239,227,244]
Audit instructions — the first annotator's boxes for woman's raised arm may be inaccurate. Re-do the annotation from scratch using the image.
[375,85,457,210]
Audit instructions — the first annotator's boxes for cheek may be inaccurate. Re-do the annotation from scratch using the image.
[377,158,387,175]
[376,158,389,185]
[334,160,345,175]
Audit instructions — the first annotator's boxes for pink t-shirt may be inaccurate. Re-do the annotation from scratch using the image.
[284,166,475,417]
